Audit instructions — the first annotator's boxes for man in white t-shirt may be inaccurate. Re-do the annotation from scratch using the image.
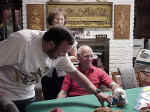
[0,25,126,112]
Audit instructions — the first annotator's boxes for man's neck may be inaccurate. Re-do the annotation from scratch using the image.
[79,64,90,73]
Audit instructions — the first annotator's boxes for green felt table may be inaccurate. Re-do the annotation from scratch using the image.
[26,88,140,112]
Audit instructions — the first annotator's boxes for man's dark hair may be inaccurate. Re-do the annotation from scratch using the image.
[42,25,75,46]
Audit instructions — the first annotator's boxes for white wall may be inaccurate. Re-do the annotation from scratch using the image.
[23,0,135,73]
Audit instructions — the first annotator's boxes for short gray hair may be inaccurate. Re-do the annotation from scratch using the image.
[77,45,93,55]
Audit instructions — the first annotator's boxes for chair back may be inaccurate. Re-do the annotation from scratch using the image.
[119,65,138,89]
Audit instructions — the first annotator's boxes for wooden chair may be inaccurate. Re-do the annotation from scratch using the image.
[111,71,122,87]
[136,71,150,87]
[118,65,138,89]
[112,65,138,89]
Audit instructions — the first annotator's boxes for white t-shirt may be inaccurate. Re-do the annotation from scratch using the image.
[0,29,53,100]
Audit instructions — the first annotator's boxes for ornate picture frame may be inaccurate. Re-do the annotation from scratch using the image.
[26,4,44,30]
[46,2,112,28]
[114,5,131,39]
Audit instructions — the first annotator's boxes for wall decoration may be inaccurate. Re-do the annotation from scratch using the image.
[46,2,112,28]
[26,4,44,30]
[114,5,130,39]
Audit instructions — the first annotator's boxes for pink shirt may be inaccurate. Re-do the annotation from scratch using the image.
[61,65,113,97]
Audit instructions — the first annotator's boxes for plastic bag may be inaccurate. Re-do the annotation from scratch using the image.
[135,86,150,111]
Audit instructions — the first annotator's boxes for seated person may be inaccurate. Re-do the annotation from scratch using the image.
[57,45,121,98]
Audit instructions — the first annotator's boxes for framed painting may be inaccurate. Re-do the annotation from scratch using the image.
[46,2,112,28]
[114,5,131,39]
[26,4,44,30]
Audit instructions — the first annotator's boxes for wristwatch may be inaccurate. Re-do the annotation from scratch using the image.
[95,88,102,95]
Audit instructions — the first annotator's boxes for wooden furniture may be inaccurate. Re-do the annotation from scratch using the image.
[113,68,150,88]
[118,65,138,89]
[26,4,44,30]
[134,0,150,39]
[0,0,22,41]
[136,71,150,87]
[112,66,138,89]
[111,71,122,87]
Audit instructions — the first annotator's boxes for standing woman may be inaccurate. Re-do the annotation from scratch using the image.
[41,8,77,100]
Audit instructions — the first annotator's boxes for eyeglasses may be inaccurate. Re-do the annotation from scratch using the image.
[82,55,94,59]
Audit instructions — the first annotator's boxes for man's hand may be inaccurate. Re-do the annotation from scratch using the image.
[0,96,19,112]
[95,92,112,107]
[113,88,126,98]
[113,88,128,105]
[55,56,77,73]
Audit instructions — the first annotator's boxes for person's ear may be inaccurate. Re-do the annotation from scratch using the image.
[48,41,55,49]
[42,41,55,52]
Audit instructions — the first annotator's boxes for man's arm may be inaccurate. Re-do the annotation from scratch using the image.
[57,90,67,98]
[0,96,19,112]
[57,69,98,99]
[109,81,120,91]
[57,75,70,99]
[69,71,112,106]
[69,70,97,94]
[98,70,121,92]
